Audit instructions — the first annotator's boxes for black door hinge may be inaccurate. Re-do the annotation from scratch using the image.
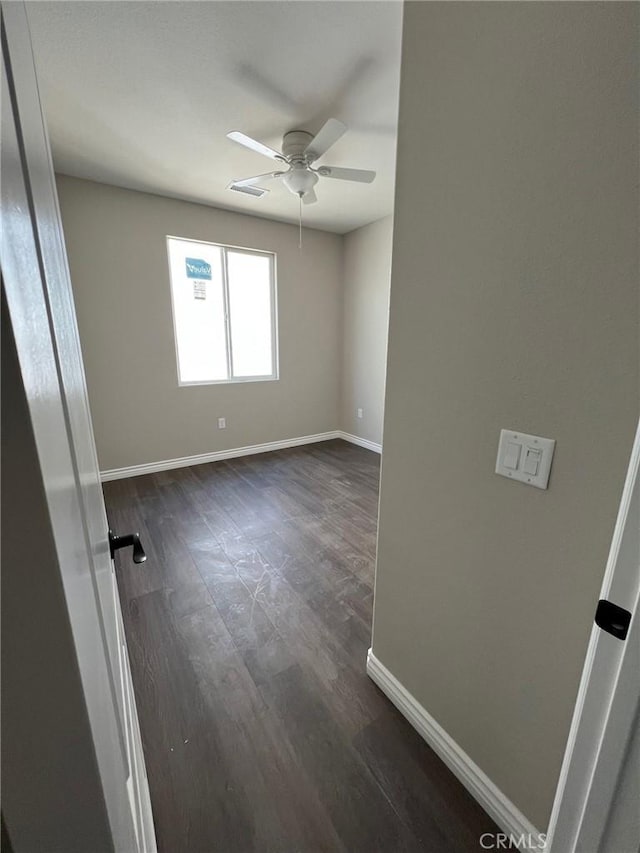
[595,599,632,641]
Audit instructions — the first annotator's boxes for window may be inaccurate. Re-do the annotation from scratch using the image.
[167,236,278,385]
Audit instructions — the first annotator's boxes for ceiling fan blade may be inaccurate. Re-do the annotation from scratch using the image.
[231,171,284,188]
[304,118,347,162]
[302,188,318,205]
[227,131,285,162]
[318,166,376,184]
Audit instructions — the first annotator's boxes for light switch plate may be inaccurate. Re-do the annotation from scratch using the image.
[495,429,555,489]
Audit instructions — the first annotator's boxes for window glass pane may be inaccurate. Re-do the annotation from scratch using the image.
[167,238,227,383]
[227,251,274,378]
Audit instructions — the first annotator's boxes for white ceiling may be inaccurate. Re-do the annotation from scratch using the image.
[27,1,403,234]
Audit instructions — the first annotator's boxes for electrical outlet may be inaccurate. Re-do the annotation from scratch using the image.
[357,408,364,419]
[217,417,226,429]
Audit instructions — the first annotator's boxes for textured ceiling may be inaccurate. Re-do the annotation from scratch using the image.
[27,1,403,234]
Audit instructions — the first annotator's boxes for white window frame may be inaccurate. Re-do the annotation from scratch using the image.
[166,235,279,387]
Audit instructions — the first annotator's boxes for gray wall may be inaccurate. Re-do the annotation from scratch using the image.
[341,216,392,445]
[372,1,639,832]
[57,176,342,472]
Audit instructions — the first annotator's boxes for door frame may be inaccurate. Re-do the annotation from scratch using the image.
[546,418,639,852]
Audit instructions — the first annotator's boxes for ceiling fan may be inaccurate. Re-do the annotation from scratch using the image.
[226,118,375,205]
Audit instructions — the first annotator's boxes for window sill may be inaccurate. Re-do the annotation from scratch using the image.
[177,376,279,387]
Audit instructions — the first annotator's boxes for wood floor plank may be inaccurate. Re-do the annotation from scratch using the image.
[105,439,501,852]
[125,589,256,853]
[260,663,424,853]
[177,605,349,853]
[353,707,492,853]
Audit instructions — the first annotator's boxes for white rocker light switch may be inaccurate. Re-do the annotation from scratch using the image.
[523,447,542,476]
[496,429,555,489]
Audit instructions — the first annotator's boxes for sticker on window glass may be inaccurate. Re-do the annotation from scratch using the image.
[185,258,212,280]
[193,281,207,300]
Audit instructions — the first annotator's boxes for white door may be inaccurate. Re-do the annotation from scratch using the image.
[546,419,639,853]
[1,3,156,850]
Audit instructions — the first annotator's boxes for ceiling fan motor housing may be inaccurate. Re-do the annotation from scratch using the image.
[282,130,314,161]
[281,131,318,197]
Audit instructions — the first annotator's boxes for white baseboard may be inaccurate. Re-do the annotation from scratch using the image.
[337,431,382,453]
[100,429,383,482]
[366,649,542,842]
[100,430,341,481]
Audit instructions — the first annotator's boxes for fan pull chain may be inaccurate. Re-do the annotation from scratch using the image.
[298,193,303,251]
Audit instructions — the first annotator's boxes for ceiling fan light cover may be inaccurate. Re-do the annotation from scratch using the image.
[282,168,318,197]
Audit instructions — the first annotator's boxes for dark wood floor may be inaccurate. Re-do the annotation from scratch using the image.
[104,439,499,853]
